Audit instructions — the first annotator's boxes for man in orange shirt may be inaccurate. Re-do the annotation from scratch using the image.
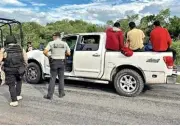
[150,20,176,61]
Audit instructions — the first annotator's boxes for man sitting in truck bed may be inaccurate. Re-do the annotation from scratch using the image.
[150,20,176,61]
[126,22,145,52]
[105,22,124,51]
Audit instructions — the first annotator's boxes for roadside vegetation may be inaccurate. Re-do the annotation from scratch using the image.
[172,42,180,65]
[1,8,180,65]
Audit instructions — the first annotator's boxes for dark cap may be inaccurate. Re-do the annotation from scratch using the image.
[4,35,17,44]
[52,32,61,37]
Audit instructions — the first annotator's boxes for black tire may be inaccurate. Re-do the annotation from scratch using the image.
[25,62,42,84]
[114,69,144,97]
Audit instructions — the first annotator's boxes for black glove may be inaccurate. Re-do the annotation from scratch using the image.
[49,56,53,63]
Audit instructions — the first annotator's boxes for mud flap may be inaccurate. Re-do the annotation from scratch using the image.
[167,74,177,84]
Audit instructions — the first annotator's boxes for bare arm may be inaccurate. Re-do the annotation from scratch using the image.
[43,49,49,57]
[65,43,71,56]
[23,49,28,65]
[43,42,51,57]
[126,32,130,47]
[0,50,3,63]
[142,30,145,40]
[66,51,71,56]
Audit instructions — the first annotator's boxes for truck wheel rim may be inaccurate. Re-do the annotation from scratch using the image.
[119,75,137,93]
[27,67,37,80]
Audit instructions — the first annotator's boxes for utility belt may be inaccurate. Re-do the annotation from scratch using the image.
[49,58,65,62]
[49,57,65,64]
[4,65,26,75]
[49,58,65,69]
[3,67,19,75]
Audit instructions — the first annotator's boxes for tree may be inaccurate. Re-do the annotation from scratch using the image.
[117,14,140,37]
[168,16,180,38]
[106,20,114,26]
[1,8,179,49]
[155,9,170,27]
[87,25,97,32]
[139,8,171,38]
[127,14,139,22]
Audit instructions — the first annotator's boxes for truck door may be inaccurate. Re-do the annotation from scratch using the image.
[73,34,103,78]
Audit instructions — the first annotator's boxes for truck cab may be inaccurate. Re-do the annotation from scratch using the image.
[26,32,177,97]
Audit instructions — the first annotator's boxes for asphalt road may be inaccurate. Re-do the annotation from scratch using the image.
[0,81,180,125]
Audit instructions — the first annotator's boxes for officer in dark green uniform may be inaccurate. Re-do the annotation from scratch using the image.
[43,32,71,100]
[0,35,27,107]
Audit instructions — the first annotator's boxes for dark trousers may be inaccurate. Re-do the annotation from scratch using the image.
[133,47,144,52]
[47,59,65,98]
[5,73,22,102]
[166,48,176,61]
[156,48,177,61]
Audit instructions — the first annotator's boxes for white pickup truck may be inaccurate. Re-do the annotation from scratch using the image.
[26,32,177,97]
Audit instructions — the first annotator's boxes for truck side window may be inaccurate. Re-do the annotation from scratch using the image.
[62,36,77,49]
[76,35,100,51]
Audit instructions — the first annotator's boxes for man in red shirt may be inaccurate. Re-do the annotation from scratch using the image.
[105,22,124,51]
[150,20,176,61]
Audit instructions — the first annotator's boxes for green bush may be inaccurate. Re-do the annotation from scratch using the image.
[172,41,180,65]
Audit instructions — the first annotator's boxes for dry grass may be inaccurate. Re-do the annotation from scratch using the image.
[176,76,180,83]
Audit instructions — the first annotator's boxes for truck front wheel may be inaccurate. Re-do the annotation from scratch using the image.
[114,69,144,97]
[25,62,42,84]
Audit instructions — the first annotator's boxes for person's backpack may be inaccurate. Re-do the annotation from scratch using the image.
[121,47,133,57]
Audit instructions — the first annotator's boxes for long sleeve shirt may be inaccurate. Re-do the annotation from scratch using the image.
[105,27,124,51]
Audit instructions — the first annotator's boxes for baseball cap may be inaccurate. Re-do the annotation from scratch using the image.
[52,32,61,37]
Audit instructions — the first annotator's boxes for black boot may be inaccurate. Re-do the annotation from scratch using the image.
[59,92,65,98]
[43,95,52,100]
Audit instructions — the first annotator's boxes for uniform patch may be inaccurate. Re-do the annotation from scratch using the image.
[53,44,64,48]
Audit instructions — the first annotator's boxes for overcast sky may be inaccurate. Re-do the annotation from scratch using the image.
[0,0,179,25]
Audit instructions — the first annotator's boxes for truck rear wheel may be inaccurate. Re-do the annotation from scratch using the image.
[25,62,42,84]
[114,69,144,97]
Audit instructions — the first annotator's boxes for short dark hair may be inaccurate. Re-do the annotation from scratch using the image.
[129,22,136,29]
[113,22,120,28]
[53,32,61,37]
[153,20,161,26]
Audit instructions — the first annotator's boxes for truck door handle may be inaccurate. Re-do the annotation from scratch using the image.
[92,53,100,57]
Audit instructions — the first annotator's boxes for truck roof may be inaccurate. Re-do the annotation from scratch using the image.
[64,32,105,37]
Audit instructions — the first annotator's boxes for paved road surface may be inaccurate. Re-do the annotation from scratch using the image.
[0,81,180,125]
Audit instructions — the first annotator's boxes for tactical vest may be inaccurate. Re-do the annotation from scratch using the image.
[4,44,24,68]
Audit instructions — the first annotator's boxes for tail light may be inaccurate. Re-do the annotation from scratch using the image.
[163,56,174,69]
